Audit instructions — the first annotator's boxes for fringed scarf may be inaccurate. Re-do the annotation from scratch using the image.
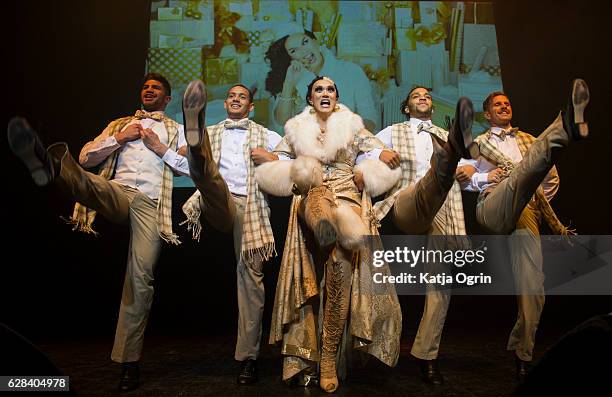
[67,112,181,244]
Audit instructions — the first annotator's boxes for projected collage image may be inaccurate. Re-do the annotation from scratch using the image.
[147,1,504,185]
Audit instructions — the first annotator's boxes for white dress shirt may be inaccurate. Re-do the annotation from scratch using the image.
[218,119,283,196]
[458,126,559,200]
[373,118,435,181]
[79,111,189,200]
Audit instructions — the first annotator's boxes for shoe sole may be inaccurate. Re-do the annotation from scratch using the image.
[572,78,589,138]
[183,80,207,147]
[7,117,51,186]
[315,219,338,247]
[456,97,480,159]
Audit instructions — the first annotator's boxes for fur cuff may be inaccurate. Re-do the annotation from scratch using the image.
[290,156,323,194]
[335,205,368,251]
[354,159,402,197]
[255,160,294,197]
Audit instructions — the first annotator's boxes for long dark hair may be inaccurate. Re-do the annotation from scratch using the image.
[264,30,317,96]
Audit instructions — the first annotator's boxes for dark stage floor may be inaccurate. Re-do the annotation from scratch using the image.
[32,325,569,397]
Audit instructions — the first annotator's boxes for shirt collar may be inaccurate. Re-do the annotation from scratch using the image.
[490,126,518,138]
[409,117,432,132]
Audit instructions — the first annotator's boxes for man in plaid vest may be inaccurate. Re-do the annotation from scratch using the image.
[373,86,479,385]
[181,81,282,385]
[7,73,189,391]
[456,80,590,381]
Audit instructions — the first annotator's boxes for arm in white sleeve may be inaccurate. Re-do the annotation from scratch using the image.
[457,158,487,192]
[465,172,489,192]
[161,150,189,176]
[375,126,394,149]
[355,126,394,165]
[355,148,383,165]
[160,124,189,176]
[266,129,292,161]
[79,124,123,168]
[266,129,283,151]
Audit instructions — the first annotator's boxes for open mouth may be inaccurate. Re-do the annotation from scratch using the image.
[230,103,241,109]
[320,99,331,108]
[302,53,315,65]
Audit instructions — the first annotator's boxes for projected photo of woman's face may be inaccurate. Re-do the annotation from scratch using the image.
[148,1,503,135]
[285,33,323,72]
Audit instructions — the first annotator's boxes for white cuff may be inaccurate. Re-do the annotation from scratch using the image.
[475,172,489,187]
[369,148,384,161]
[161,148,175,164]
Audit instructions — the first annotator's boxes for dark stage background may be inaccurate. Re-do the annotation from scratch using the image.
[3,0,612,358]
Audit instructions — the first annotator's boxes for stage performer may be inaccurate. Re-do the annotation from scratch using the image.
[254,76,402,393]
[8,73,189,391]
[455,80,590,380]
[180,81,282,385]
[374,86,479,385]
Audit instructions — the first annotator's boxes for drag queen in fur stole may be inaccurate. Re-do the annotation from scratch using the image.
[255,77,402,393]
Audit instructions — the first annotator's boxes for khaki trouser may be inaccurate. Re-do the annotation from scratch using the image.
[392,138,459,235]
[507,206,545,362]
[389,139,460,360]
[48,143,161,363]
[475,115,569,361]
[187,133,266,361]
[476,113,568,234]
[187,131,236,233]
[232,196,265,361]
[409,202,453,360]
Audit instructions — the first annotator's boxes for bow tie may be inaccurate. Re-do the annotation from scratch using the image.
[416,122,433,134]
[224,119,250,130]
[134,110,164,121]
[495,127,518,140]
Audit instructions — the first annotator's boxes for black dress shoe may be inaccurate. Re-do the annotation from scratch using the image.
[515,356,531,382]
[448,97,479,160]
[418,358,444,385]
[182,79,208,148]
[562,78,590,140]
[7,117,54,186]
[237,359,258,385]
[118,361,140,392]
